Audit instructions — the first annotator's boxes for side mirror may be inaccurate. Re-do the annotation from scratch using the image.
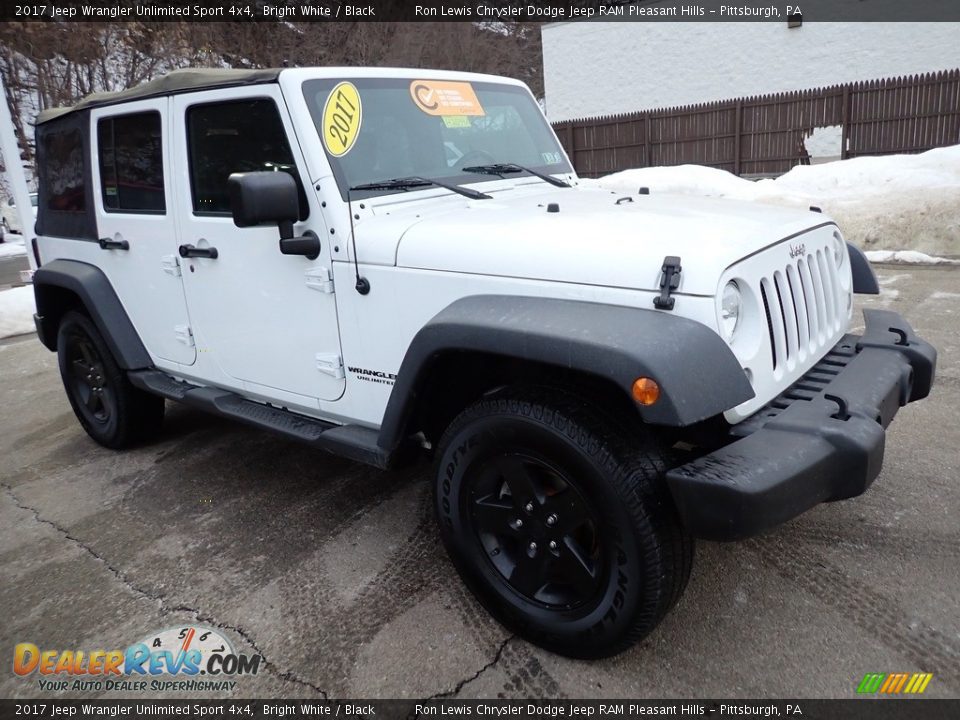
[228,171,299,234]
[227,171,320,260]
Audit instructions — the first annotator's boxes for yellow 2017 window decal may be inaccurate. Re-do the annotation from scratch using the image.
[322,82,362,157]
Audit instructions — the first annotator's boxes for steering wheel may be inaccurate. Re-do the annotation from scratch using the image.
[456,150,497,169]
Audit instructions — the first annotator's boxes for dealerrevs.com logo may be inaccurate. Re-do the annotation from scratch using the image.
[13,626,261,693]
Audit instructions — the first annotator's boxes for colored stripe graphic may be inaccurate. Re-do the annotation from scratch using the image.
[857,673,886,693]
[913,673,933,694]
[858,672,933,694]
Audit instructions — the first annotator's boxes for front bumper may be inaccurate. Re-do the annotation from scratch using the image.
[666,309,936,541]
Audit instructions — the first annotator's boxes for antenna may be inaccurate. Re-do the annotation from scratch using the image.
[346,189,370,295]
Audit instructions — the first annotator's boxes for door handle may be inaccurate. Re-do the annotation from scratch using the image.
[99,238,129,250]
[179,244,219,259]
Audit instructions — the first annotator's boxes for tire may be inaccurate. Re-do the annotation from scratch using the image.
[434,388,694,659]
[56,310,164,449]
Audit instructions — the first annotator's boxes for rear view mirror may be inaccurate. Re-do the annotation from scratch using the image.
[228,171,299,235]
[228,171,320,260]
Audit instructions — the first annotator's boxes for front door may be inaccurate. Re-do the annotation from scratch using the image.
[171,86,344,407]
[90,99,196,366]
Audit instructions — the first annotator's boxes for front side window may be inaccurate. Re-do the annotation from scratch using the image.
[186,98,307,217]
[302,78,571,200]
[97,111,165,213]
[39,127,85,213]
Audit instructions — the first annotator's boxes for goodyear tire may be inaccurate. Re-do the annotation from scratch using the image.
[434,389,693,658]
[57,310,164,449]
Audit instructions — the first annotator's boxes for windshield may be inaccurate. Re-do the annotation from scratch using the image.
[303,78,571,200]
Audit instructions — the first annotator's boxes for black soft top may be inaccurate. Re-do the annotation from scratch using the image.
[36,68,281,124]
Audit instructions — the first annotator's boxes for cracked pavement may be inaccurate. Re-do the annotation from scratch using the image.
[1,265,958,700]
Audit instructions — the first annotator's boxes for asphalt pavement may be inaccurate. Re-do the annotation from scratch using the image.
[0,254,28,290]
[1,265,957,700]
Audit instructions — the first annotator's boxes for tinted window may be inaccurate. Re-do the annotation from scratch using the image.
[39,128,85,213]
[187,99,306,217]
[98,112,165,213]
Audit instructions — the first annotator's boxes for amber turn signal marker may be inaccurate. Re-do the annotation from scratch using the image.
[632,377,660,406]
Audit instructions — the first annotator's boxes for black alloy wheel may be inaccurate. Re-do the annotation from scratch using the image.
[65,333,113,425]
[467,452,604,608]
[434,388,694,658]
[57,311,164,449]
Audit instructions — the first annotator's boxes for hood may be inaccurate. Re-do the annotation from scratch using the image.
[357,185,834,296]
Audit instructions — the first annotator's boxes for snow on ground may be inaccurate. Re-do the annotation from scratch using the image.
[585,145,960,259]
[864,250,959,265]
[0,286,36,339]
[0,234,27,259]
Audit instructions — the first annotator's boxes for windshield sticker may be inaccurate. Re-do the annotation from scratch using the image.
[322,82,362,157]
[441,116,471,128]
[410,81,485,117]
[541,151,563,165]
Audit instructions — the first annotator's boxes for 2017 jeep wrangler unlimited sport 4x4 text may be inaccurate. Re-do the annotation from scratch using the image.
[30,67,936,658]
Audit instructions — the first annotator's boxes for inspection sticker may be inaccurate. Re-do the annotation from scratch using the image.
[322,81,362,157]
[410,80,485,117]
[442,116,471,128]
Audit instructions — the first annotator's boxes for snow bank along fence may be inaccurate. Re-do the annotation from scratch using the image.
[551,69,960,178]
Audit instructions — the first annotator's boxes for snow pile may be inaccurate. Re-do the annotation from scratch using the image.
[0,286,36,340]
[864,250,959,265]
[587,145,960,258]
[0,234,27,259]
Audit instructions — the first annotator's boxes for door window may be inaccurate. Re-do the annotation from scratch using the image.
[97,112,166,213]
[186,98,307,218]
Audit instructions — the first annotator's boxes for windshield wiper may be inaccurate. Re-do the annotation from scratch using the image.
[461,163,571,188]
[349,176,491,200]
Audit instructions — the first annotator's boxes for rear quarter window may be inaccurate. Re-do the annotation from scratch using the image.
[39,127,85,213]
[36,113,97,240]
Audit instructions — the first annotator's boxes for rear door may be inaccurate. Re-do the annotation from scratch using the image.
[170,86,344,408]
[90,99,196,366]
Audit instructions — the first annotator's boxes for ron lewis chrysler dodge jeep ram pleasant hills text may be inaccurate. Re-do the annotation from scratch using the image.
[28,67,936,658]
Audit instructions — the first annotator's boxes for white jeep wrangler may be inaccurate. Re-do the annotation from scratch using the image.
[31,68,936,658]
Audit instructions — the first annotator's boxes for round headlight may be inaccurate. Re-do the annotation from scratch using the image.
[832,231,846,268]
[720,281,742,342]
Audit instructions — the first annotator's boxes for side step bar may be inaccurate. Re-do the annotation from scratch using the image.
[128,370,388,468]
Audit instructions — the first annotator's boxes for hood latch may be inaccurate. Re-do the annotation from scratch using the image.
[654,256,682,311]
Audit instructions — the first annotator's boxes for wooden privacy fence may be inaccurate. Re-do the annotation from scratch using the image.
[551,69,960,178]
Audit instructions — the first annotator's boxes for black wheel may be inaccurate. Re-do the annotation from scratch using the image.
[434,389,693,658]
[57,310,164,449]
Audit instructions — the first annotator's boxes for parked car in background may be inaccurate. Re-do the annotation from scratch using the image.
[2,192,38,238]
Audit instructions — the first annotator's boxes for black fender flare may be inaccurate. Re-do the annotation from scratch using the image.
[847,242,880,294]
[32,259,151,370]
[377,295,755,452]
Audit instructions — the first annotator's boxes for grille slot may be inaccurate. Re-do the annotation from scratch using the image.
[758,246,844,371]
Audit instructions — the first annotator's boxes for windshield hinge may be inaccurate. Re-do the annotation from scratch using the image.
[305,267,334,293]
[653,256,682,311]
